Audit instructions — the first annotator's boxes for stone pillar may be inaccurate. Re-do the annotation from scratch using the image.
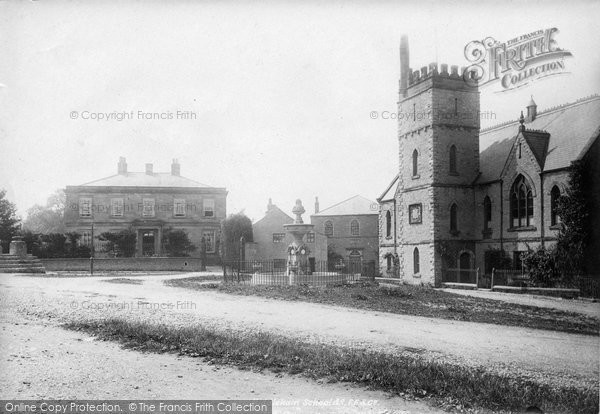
[9,236,27,258]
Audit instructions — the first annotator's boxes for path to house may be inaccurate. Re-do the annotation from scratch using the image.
[439,288,600,318]
[1,272,598,391]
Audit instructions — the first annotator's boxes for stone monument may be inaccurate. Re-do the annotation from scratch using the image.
[283,199,314,285]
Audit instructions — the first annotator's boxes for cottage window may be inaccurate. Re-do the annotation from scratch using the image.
[203,199,215,217]
[111,198,124,217]
[79,198,92,217]
[142,198,155,217]
[174,199,186,217]
[350,219,360,236]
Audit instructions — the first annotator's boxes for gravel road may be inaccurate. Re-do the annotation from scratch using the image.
[1,272,598,393]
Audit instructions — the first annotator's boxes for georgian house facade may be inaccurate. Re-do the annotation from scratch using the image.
[64,158,227,258]
[378,36,600,285]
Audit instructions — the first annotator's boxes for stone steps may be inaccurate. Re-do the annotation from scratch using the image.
[0,255,46,274]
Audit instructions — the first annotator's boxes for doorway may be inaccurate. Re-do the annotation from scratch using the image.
[459,251,472,283]
[142,230,156,257]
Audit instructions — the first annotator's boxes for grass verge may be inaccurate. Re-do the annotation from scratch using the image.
[164,278,600,336]
[64,318,598,414]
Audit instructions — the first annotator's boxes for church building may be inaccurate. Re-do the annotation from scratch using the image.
[378,36,600,286]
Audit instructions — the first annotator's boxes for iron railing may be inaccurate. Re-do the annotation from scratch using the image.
[222,259,376,286]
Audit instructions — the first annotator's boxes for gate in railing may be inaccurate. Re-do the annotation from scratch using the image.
[442,267,480,286]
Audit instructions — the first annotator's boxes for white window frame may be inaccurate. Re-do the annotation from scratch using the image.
[111,198,124,217]
[174,199,186,217]
[272,233,285,243]
[202,231,216,253]
[79,197,92,217]
[203,199,215,217]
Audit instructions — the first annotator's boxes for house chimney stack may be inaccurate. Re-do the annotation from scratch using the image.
[171,159,180,176]
[399,35,410,98]
[145,163,153,175]
[118,157,127,175]
[314,196,320,214]
[267,198,273,212]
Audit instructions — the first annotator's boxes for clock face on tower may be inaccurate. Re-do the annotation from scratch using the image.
[409,203,422,224]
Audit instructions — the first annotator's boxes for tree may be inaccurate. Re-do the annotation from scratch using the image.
[522,246,559,287]
[162,228,196,257]
[0,189,20,253]
[221,213,253,262]
[23,189,66,234]
[99,229,137,257]
[555,160,590,274]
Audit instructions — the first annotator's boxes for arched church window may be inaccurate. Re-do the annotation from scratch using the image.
[413,247,420,274]
[385,211,392,237]
[510,175,534,227]
[449,145,457,174]
[412,149,418,177]
[350,219,360,236]
[551,186,561,226]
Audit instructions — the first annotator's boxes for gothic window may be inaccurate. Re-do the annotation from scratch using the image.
[510,175,534,227]
[450,203,458,232]
[551,186,561,226]
[483,196,492,230]
[350,219,360,236]
[413,247,420,274]
[449,145,457,174]
[385,211,392,237]
[386,255,392,271]
[324,220,333,237]
[412,149,418,177]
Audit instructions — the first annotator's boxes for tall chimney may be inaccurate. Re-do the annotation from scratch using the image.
[399,35,410,98]
[117,157,127,175]
[314,196,320,214]
[145,163,153,175]
[267,198,273,212]
[171,159,180,176]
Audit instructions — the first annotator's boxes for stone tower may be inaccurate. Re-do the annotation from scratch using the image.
[395,36,480,285]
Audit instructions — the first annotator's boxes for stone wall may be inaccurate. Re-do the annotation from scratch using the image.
[41,257,219,272]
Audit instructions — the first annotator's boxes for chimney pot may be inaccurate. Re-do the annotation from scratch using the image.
[314,196,320,214]
[145,163,153,175]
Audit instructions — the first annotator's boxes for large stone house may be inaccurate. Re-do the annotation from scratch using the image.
[64,157,227,259]
[378,37,599,285]
[311,195,379,268]
[245,199,327,268]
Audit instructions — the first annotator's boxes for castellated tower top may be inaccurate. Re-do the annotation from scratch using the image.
[399,36,479,101]
[396,35,480,137]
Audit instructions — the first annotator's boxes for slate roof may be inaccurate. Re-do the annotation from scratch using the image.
[378,174,399,201]
[254,205,293,226]
[312,195,378,216]
[477,95,600,183]
[78,172,213,188]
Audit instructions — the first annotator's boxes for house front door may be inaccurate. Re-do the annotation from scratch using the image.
[142,230,156,257]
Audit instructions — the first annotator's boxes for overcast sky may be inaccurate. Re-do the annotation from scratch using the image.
[1,0,599,222]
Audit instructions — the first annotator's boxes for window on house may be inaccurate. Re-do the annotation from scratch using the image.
[350,219,360,236]
[510,175,534,227]
[386,256,392,271]
[203,199,215,217]
[272,233,285,243]
[483,196,492,230]
[412,149,418,177]
[385,211,392,237]
[413,247,420,274]
[142,198,155,217]
[449,145,457,174]
[450,203,458,232]
[174,199,186,217]
[111,198,124,217]
[306,232,315,243]
[550,186,561,226]
[324,220,333,237]
[79,197,92,217]
[202,231,216,253]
